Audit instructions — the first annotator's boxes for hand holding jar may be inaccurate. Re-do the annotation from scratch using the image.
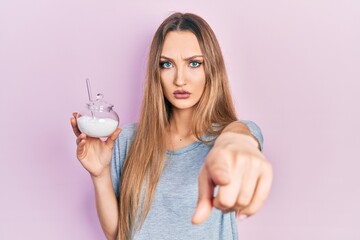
[70,80,121,178]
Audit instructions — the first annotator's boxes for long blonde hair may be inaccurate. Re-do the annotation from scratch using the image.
[118,12,237,239]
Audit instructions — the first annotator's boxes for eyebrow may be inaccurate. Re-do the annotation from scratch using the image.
[160,55,204,61]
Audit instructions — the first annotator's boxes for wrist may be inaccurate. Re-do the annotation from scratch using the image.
[222,121,251,135]
[217,131,259,149]
[235,133,259,148]
[91,167,112,183]
[221,121,261,150]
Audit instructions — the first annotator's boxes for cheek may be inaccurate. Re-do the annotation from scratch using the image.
[188,66,205,80]
[160,69,175,83]
[160,72,173,95]
[190,70,206,91]
[197,81,206,96]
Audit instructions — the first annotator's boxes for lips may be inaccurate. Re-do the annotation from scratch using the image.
[173,90,191,99]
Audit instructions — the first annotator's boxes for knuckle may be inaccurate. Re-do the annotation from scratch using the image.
[263,161,273,172]
[217,195,235,209]
[213,200,229,212]
[209,148,231,162]
[208,162,228,174]
[243,205,258,216]
[237,195,252,207]
[234,153,252,166]
[260,161,273,177]
[212,166,228,176]
[213,200,225,211]
[255,193,267,204]
[250,157,262,169]
[234,156,247,169]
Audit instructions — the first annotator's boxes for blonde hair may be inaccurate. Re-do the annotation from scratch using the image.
[118,12,237,239]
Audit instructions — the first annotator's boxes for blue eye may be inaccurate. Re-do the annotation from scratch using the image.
[189,61,202,68]
[160,61,173,69]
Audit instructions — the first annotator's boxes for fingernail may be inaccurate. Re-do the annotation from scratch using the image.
[238,214,248,222]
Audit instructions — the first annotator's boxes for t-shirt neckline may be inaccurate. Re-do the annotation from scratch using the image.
[166,141,202,155]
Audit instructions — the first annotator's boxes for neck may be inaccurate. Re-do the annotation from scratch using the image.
[166,108,199,151]
[169,108,194,138]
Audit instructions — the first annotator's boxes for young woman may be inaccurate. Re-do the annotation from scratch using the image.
[71,12,272,240]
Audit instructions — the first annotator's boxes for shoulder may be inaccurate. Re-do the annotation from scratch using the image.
[111,123,138,197]
[113,123,138,155]
[119,123,137,139]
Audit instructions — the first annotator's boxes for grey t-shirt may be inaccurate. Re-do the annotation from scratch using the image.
[111,121,263,240]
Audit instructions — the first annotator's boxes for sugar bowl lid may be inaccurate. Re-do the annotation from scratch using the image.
[87,93,114,112]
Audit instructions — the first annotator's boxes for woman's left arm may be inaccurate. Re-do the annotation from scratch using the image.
[192,121,273,224]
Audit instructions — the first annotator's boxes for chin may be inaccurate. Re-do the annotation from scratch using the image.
[172,103,196,111]
[167,98,200,111]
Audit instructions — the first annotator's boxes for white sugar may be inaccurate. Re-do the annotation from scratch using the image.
[77,116,118,138]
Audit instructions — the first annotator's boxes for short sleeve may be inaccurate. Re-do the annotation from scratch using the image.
[240,120,264,151]
[110,123,137,198]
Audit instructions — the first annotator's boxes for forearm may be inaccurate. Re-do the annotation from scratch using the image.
[222,121,261,150]
[91,168,119,240]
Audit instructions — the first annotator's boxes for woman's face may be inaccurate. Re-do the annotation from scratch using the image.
[160,31,206,113]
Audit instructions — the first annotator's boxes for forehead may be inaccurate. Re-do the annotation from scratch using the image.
[161,31,202,57]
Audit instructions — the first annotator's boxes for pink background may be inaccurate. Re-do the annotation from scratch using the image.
[1,0,359,239]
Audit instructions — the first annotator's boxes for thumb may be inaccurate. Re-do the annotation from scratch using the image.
[105,128,122,149]
[205,150,231,186]
[209,169,230,186]
[207,159,231,186]
[192,167,214,225]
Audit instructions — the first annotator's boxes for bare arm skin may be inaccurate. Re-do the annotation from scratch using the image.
[71,113,120,239]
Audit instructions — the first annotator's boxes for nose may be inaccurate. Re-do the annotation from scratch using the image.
[174,67,186,86]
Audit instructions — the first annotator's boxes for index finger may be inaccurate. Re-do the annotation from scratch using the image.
[191,166,214,225]
[70,112,81,137]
